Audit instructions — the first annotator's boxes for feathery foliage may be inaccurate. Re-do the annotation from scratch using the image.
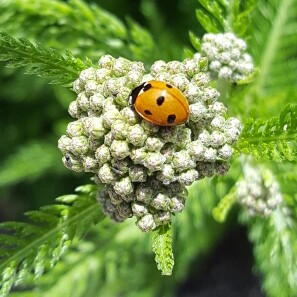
[152,224,174,276]
[236,104,297,161]
[0,32,91,85]
[0,184,102,296]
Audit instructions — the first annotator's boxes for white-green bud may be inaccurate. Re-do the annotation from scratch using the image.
[204,147,217,162]
[183,58,199,78]
[70,136,89,156]
[199,130,211,146]
[197,162,215,177]
[127,124,147,146]
[136,214,156,232]
[98,55,116,69]
[169,196,185,213]
[215,161,230,175]
[121,107,140,125]
[161,146,175,163]
[95,68,112,84]
[108,188,123,205]
[167,61,184,74]
[154,211,171,226]
[145,137,164,151]
[178,169,199,185]
[73,78,83,94]
[191,73,210,86]
[200,87,220,104]
[218,66,233,80]
[171,74,189,92]
[184,83,201,104]
[63,153,84,172]
[156,164,176,185]
[79,67,96,84]
[211,116,225,130]
[68,101,79,118]
[98,163,118,184]
[89,93,105,112]
[159,126,178,143]
[210,131,226,147]
[135,185,154,203]
[172,150,195,172]
[83,156,97,172]
[132,203,148,216]
[104,131,115,146]
[150,60,167,76]
[66,120,83,137]
[210,102,227,114]
[151,193,171,210]
[129,165,147,182]
[176,128,192,149]
[225,127,241,144]
[58,135,72,154]
[102,109,121,129]
[111,120,128,140]
[88,117,106,139]
[88,137,103,152]
[110,140,130,160]
[113,57,133,76]
[218,144,233,160]
[187,140,206,161]
[130,147,147,164]
[95,144,111,164]
[113,176,133,196]
[114,86,130,107]
[144,152,166,171]
[125,71,144,88]
[117,202,133,218]
[189,102,207,122]
[85,80,98,96]
[141,121,160,133]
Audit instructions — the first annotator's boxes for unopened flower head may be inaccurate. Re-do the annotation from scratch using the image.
[235,164,283,217]
[58,54,241,232]
[201,33,254,83]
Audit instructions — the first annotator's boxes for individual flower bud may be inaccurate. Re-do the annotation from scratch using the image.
[171,74,189,92]
[209,60,222,73]
[167,61,184,74]
[176,128,192,149]
[153,211,171,226]
[136,214,156,232]
[145,137,164,152]
[98,163,118,184]
[155,72,171,83]
[211,116,225,130]
[219,52,232,64]
[108,188,123,205]
[88,117,106,139]
[159,126,178,143]
[117,202,133,219]
[85,80,98,96]
[200,87,220,104]
[58,135,72,154]
[177,169,199,186]
[113,57,133,76]
[66,120,83,137]
[83,156,98,172]
[104,131,115,146]
[125,71,144,88]
[132,203,148,216]
[184,83,201,104]
[126,124,147,147]
[121,107,140,125]
[141,121,160,134]
[204,147,217,162]
[183,58,199,78]
[70,136,89,156]
[63,153,84,172]
[88,137,103,152]
[114,87,131,107]
[130,147,147,164]
[68,101,80,118]
[225,117,242,130]
[113,176,134,196]
[95,144,111,164]
[129,165,147,182]
[210,102,227,114]
[218,66,233,80]
[102,78,120,97]
[151,193,171,210]
[150,60,167,76]
[102,108,121,129]
[156,164,176,185]
[225,127,241,144]
[169,196,185,213]
[98,54,116,69]
[191,72,210,86]
[161,145,176,163]
[189,102,207,122]
[135,185,154,203]
[187,140,206,161]
[143,152,166,171]
[73,78,83,94]
[79,67,96,84]
[199,130,211,146]
[89,93,105,112]
[210,131,226,147]
[218,144,233,160]
[172,150,195,172]
[111,120,128,140]
[110,140,130,160]
[95,68,112,83]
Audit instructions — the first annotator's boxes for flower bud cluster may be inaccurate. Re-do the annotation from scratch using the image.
[58,54,241,232]
[235,165,283,217]
[201,33,254,82]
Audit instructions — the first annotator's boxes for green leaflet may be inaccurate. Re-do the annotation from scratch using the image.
[236,104,297,161]
[0,32,90,85]
[0,185,103,297]
[152,224,174,276]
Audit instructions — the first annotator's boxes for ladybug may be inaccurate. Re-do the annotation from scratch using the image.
[129,80,189,126]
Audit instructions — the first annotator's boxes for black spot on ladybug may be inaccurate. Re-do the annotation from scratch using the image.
[143,83,152,92]
[166,84,172,88]
[144,109,153,115]
[156,96,165,106]
[129,82,146,105]
[167,114,176,124]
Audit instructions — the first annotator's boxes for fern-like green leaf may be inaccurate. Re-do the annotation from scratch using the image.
[250,0,297,95]
[0,184,103,297]
[0,32,91,85]
[246,206,297,297]
[152,224,174,276]
[236,104,297,161]
[195,0,258,35]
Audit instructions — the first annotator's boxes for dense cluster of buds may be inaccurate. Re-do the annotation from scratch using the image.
[58,54,241,232]
[201,33,254,82]
[235,165,283,217]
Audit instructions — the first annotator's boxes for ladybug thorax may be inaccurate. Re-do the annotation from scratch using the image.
[129,80,189,126]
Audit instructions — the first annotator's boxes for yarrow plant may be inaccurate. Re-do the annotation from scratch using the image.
[58,53,241,231]
[1,0,297,296]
